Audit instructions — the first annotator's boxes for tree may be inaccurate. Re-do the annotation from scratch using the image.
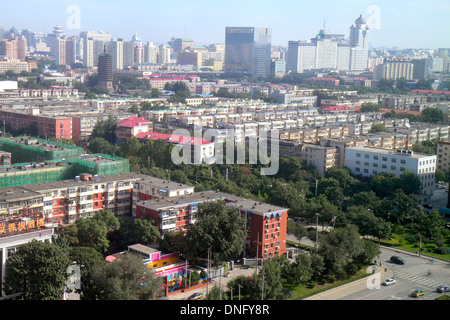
[75,211,119,254]
[287,253,313,285]
[258,256,287,300]
[398,171,422,195]
[68,247,104,300]
[318,224,365,275]
[90,252,162,300]
[91,115,119,144]
[421,108,444,123]
[88,137,119,155]
[3,240,71,300]
[187,201,246,263]
[111,216,160,252]
[370,123,387,133]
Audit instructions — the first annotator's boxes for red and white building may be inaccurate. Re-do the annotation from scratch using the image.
[116,117,153,144]
[135,131,215,164]
[135,190,288,260]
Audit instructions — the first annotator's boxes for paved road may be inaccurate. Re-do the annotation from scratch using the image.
[306,247,450,300]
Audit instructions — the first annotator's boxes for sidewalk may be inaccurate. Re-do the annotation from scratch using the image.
[164,264,257,300]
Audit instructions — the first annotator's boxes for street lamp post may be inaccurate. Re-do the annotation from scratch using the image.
[315,213,320,253]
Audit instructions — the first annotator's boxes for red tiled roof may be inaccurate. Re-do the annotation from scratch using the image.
[118,117,151,127]
[135,131,213,145]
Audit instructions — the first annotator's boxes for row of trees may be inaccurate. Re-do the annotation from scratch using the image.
[211,224,380,300]
[3,210,164,300]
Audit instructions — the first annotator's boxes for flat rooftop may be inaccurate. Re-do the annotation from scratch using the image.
[346,146,435,159]
[139,190,288,215]
[0,137,78,152]
[135,173,194,191]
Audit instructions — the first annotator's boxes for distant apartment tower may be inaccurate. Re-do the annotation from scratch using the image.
[287,15,369,73]
[412,59,429,80]
[97,48,113,92]
[0,36,27,60]
[349,15,369,72]
[373,60,414,80]
[224,27,272,78]
[106,38,124,71]
[436,141,450,173]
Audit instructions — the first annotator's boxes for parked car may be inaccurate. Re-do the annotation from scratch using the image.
[437,285,450,293]
[187,292,204,300]
[390,256,405,265]
[383,278,396,286]
[423,204,433,209]
[411,289,425,297]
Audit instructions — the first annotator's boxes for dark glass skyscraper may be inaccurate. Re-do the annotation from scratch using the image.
[224,27,272,78]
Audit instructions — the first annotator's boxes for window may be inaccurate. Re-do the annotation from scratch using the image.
[364,169,369,173]
[382,157,387,161]
[364,162,369,166]
[400,167,405,172]
[391,158,397,163]
[364,154,369,159]
[356,153,361,158]
[382,164,387,169]
[391,166,396,170]
[355,167,361,172]
[373,155,379,160]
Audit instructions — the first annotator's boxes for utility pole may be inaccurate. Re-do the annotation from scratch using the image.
[315,213,320,253]
[254,232,260,275]
[206,247,211,295]
[261,263,265,300]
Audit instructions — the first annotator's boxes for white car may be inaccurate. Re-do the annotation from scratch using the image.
[383,278,396,286]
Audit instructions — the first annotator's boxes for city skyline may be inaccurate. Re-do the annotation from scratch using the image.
[1,0,449,49]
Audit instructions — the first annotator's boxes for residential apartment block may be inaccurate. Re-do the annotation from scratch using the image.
[344,146,437,203]
[135,190,288,259]
[437,141,450,173]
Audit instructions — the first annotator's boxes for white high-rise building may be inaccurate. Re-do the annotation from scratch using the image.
[349,15,370,72]
[106,38,124,71]
[144,42,158,64]
[287,15,368,73]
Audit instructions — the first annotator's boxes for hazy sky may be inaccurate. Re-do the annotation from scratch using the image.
[2,0,449,49]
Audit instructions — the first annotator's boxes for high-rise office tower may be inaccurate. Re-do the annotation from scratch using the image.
[349,14,369,72]
[224,27,272,78]
[97,47,113,92]
[144,42,158,64]
[106,38,124,71]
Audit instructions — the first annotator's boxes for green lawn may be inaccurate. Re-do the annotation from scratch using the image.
[377,228,450,261]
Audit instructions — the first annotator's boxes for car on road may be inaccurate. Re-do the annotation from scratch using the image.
[422,204,433,209]
[390,256,405,265]
[187,292,204,300]
[437,285,450,293]
[383,278,396,286]
[411,289,425,297]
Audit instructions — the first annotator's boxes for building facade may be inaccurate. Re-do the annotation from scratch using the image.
[135,190,288,259]
[436,141,450,173]
[224,27,272,78]
[344,146,436,202]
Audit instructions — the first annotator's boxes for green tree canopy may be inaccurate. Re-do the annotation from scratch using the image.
[3,240,71,300]
[187,201,246,263]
